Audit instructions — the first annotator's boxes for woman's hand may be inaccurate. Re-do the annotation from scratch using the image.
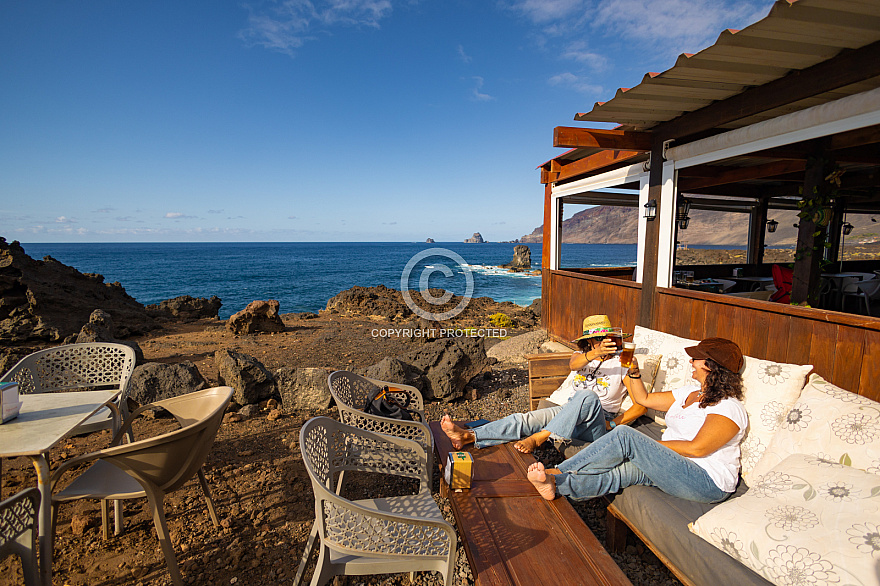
[594,338,617,358]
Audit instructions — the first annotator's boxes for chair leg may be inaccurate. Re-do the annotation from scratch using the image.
[17,532,40,586]
[114,500,124,535]
[144,489,184,586]
[293,522,320,586]
[309,547,334,586]
[100,499,110,540]
[197,467,220,527]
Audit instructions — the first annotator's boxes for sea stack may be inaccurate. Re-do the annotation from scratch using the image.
[503,245,531,270]
[464,232,485,243]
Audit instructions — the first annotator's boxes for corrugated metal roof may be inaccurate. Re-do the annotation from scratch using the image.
[575,0,880,130]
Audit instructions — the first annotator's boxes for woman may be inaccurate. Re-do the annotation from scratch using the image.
[441,314,644,453]
[528,337,747,504]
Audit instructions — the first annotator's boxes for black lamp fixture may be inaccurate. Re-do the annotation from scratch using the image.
[643,199,657,221]
[676,196,690,230]
[766,219,778,233]
[842,221,854,235]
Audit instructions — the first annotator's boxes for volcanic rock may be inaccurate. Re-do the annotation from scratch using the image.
[75,309,145,363]
[464,232,485,243]
[146,295,222,321]
[0,238,156,344]
[503,244,531,270]
[387,336,490,402]
[325,284,409,320]
[274,366,333,411]
[128,361,208,405]
[215,348,275,405]
[227,300,285,335]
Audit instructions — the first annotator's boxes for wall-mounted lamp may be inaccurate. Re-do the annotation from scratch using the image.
[766,219,778,233]
[842,222,854,236]
[643,199,657,221]
[676,198,691,221]
[679,217,690,230]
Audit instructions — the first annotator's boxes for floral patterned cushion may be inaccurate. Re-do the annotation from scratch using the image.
[751,374,880,480]
[739,357,813,484]
[690,453,880,586]
[632,326,699,424]
[618,354,663,416]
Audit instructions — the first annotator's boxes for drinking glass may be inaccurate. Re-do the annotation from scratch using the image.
[685,271,695,284]
[607,327,624,352]
[620,342,636,368]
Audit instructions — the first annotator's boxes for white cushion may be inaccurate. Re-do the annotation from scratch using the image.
[619,354,663,416]
[632,326,699,424]
[738,357,812,484]
[751,373,880,480]
[691,453,880,586]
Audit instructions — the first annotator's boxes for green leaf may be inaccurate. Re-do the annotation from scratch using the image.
[751,541,761,560]
[804,487,816,501]
[841,454,852,466]
[870,486,880,498]
[792,484,806,489]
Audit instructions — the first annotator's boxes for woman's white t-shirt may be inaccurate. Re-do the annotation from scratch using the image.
[547,355,629,414]
[662,384,748,492]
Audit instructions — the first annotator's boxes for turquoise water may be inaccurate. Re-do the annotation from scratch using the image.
[20,242,638,318]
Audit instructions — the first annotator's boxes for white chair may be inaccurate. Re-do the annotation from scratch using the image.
[0,488,40,586]
[293,417,457,586]
[842,278,880,315]
[0,343,136,438]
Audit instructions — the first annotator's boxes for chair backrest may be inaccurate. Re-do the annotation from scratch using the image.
[1,343,136,396]
[0,487,39,557]
[327,370,425,413]
[94,387,232,493]
[857,279,880,297]
[299,416,428,494]
[769,264,793,303]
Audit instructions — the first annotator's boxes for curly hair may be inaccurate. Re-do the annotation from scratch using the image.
[700,358,744,407]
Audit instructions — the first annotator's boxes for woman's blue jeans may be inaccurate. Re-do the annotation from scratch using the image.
[471,390,610,448]
[554,426,730,503]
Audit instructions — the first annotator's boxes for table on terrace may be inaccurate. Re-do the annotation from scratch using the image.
[430,421,632,586]
[0,390,119,586]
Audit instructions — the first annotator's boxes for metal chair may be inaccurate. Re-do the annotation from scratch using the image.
[50,386,233,586]
[327,370,433,475]
[842,278,880,315]
[293,417,456,586]
[0,488,40,586]
[0,343,137,438]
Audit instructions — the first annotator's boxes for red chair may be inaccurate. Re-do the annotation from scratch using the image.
[769,264,793,303]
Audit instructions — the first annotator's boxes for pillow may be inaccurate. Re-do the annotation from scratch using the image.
[738,357,812,484]
[750,374,880,480]
[619,354,663,419]
[546,370,578,406]
[632,327,699,422]
[691,453,880,586]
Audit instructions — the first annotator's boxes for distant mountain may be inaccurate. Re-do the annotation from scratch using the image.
[520,206,879,247]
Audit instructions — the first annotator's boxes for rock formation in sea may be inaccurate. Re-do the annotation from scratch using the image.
[502,245,531,270]
[146,295,222,321]
[0,237,157,344]
[426,238,435,243]
[464,232,485,243]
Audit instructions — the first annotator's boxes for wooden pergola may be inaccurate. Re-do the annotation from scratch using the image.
[537,0,880,399]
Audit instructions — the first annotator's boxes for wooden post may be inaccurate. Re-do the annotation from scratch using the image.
[791,146,831,306]
[541,182,553,330]
[747,199,768,265]
[638,143,665,328]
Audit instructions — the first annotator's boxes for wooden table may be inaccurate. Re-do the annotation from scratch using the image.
[430,422,632,586]
[0,391,119,586]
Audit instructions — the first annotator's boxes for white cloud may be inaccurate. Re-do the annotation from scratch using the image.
[471,77,494,102]
[548,72,602,96]
[55,216,76,224]
[593,0,773,57]
[561,41,606,70]
[165,212,197,220]
[457,44,472,63]
[507,0,585,24]
[240,0,394,56]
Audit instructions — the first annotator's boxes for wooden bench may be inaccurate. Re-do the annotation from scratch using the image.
[430,421,631,586]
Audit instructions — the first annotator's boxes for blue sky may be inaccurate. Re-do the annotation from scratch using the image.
[1,0,773,243]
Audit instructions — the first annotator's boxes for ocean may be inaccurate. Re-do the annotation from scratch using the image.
[20,242,638,319]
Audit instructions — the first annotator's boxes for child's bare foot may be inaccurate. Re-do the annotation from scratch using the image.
[441,414,475,449]
[527,462,558,500]
[514,430,551,453]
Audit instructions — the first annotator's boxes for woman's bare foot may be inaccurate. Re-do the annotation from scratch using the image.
[441,414,475,449]
[527,462,558,500]
[514,430,551,453]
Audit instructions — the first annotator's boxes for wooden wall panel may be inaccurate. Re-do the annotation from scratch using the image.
[548,271,880,397]
[831,327,865,393]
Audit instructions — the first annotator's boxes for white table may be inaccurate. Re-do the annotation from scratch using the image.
[729,276,774,291]
[0,391,118,586]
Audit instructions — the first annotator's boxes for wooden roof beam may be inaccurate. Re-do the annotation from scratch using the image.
[554,150,644,183]
[553,127,653,151]
[679,160,807,191]
[655,40,880,141]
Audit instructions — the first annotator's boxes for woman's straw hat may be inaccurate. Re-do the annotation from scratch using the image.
[572,314,629,342]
